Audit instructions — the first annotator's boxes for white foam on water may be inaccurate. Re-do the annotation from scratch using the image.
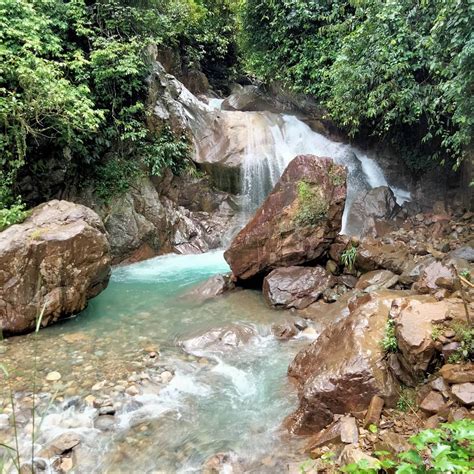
[211,358,257,398]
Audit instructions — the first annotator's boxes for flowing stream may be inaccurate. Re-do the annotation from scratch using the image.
[0,97,412,473]
[1,252,309,472]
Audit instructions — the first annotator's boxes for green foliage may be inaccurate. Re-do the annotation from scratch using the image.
[143,127,190,177]
[0,201,28,231]
[294,180,328,227]
[448,322,474,363]
[381,318,398,353]
[459,269,471,282]
[0,0,240,217]
[396,387,416,413]
[342,420,474,473]
[340,245,357,271]
[240,0,474,170]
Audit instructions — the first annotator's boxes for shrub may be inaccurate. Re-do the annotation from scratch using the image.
[340,245,357,271]
[294,181,329,227]
[342,419,474,473]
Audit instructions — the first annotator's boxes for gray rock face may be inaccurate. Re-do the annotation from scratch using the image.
[263,266,335,309]
[0,200,111,335]
[345,186,400,237]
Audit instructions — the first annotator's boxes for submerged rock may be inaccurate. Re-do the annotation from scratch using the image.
[263,266,335,309]
[180,324,258,356]
[184,274,235,302]
[224,155,346,280]
[0,200,110,335]
[286,291,400,434]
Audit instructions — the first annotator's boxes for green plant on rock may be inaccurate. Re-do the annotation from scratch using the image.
[0,200,28,232]
[396,386,417,413]
[381,318,398,353]
[328,164,345,187]
[340,245,357,271]
[448,322,474,363]
[294,181,329,227]
[342,419,474,473]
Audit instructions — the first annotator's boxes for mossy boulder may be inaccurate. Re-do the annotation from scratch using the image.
[224,155,346,280]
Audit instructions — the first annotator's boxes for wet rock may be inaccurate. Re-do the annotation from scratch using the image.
[263,266,334,309]
[160,371,173,384]
[399,256,436,286]
[440,363,474,384]
[355,270,399,292]
[184,274,235,302]
[38,432,81,459]
[363,395,384,428]
[306,416,358,451]
[413,261,456,294]
[94,415,116,431]
[0,200,111,335]
[286,291,399,434]
[356,238,411,275]
[451,383,474,406]
[345,186,400,237]
[420,391,445,414]
[442,342,461,359]
[181,324,257,355]
[126,385,140,396]
[202,451,244,474]
[391,296,466,378]
[224,156,346,280]
[271,321,298,340]
[46,371,62,382]
[339,275,358,289]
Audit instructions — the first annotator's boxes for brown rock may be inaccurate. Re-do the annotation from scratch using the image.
[442,342,461,360]
[306,416,358,451]
[202,452,243,474]
[413,261,456,294]
[224,156,346,280]
[440,363,474,383]
[286,291,399,434]
[338,446,378,470]
[38,432,81,459]
[263,266,334,309]
[419,391,446,414]
[183,274,235,303]
[356,238,412,274]
[0,200,111,335]
[451,383,474,406]
[345,186,400,237]
[431,377,449,393]
[391,297,465,378]
[424,415,442,429]
[448,407,470,422]
[363,395,385,428]
[356,270,399,292]
[375,432,410,455]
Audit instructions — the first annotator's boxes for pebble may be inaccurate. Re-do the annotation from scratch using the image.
[46,371,62,382]
[126,385,140,396]
[91,381,106,391]
[160,371,173,384]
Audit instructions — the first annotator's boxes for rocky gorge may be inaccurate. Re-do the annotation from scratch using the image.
[0,53,473,474]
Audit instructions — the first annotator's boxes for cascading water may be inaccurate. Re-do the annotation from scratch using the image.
[209,101,410,233]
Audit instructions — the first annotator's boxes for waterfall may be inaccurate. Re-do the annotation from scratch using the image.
[210,102,410,233]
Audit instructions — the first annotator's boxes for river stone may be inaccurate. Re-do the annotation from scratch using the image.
[0,200,111,335]
[306,416,358,451]
[449,245,474,262]
[286,291,400,434]
[263,266,334,309]
[180,324,257,356]
[355,270,399,292]
[38,432,81,459]
[345,186,400,237]
[183,274,235,302]
[451,383,474,406]
[224,156,346,280]
[46,371,62,382]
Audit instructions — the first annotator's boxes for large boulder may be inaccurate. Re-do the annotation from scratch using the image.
[0,200,111,335]
[345,186,400,237]
[263,266,335,309]
[286,291,401,434]
[224,156,346,280]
